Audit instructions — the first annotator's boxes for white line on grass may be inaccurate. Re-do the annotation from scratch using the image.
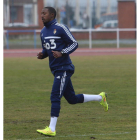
[16,131,136,140]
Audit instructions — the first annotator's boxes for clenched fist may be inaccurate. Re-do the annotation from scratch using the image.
[52,51,62,58]
[37,52,43,59]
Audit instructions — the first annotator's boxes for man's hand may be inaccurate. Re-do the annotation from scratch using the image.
[37,52,43,59]
[52,51,62,58]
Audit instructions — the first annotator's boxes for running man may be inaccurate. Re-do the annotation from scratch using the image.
[37,7,108,137]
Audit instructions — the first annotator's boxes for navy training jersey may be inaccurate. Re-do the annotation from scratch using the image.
[40,19,78,70]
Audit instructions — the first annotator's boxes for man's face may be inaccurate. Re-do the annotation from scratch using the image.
[41,8,53,23]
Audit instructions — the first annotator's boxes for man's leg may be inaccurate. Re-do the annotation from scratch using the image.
[49,71,67,132]
[37,71,66,136]
[63,79,84,104]
[63,78,108,112]
[63,78,102,103]
[48,71,76,132]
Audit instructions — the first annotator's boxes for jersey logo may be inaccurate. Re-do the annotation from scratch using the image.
[53,29,57,34]
[56,76,60,79]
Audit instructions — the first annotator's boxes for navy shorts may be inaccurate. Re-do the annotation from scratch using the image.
[50,64,84,117]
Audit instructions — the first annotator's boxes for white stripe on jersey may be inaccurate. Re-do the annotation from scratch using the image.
[55,23,76,42]
[44,36,61,39]
[63,42,77,53]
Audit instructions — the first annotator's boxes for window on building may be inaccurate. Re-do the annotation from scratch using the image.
[10,6,18,22]
[106,23,111,28]
[24,4,33,25]
[114,22,118,27]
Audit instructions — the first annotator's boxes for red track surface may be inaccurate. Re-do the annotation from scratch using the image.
[4,48,136,58]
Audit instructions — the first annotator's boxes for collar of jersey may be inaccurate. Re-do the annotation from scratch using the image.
[44,19,57,27]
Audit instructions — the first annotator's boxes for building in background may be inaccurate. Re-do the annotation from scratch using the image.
[3,0,136,35]
[118,0,136,29]
[4,0,118,30]
[4,0,44,29]
[118,0,136,39]
[44,0,118,29]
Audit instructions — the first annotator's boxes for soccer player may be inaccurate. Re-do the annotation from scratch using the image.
[37,7,108,137]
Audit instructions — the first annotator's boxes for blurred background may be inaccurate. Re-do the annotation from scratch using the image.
[3,0,136,49]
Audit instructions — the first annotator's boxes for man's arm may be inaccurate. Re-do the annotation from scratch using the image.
[37,33,48,59]
[56,23,78,55]
[61,24,78,55]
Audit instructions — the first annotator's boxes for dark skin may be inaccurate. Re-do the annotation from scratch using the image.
[37,8,62,59]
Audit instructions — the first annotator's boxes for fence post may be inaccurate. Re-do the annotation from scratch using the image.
[6,31,9,49]
[117,28,120,48]
[34,30,37,49]
[89,0,92,49]
[89,29,92,49]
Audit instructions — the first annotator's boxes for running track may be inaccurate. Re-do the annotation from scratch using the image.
[4,48,136,57]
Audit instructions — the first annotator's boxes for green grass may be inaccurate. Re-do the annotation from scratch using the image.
[4,55,136,140]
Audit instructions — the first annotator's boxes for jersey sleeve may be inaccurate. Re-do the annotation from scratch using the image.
[59,24,78,55]
[40,32,48,59]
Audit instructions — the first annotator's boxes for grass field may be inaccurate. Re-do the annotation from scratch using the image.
[4,54,136,140]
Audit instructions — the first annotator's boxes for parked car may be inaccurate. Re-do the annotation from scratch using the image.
[97,20,118,29]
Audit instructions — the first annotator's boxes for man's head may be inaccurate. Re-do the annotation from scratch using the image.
[41,7,56,24]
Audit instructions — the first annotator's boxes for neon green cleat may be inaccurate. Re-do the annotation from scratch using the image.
[99,92,108,112]
[37,126,56,137]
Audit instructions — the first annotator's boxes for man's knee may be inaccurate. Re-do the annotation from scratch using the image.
[66,96,78,104]
[65,94,84,104]
[67,99,77,104]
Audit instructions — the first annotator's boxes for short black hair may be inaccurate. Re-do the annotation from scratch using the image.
[44,7,56,19]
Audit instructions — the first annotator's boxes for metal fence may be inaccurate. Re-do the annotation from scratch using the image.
[4,28,136,49]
